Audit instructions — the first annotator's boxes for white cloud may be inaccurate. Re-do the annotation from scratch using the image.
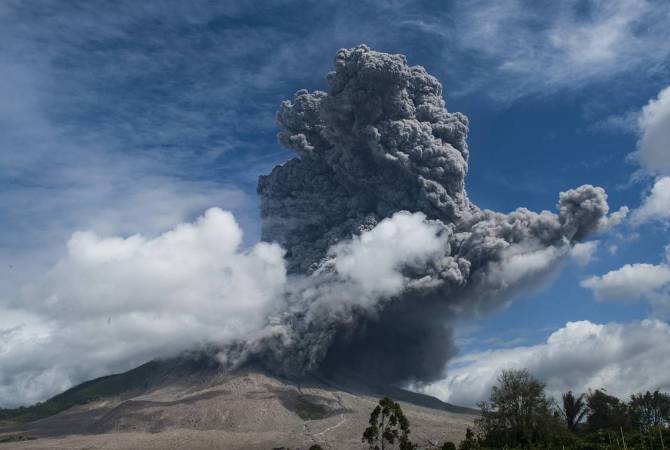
[581,263,670,301]
[420,319,670,407]
[636,86,670,174]
[331,212,448,297]
[0,210,460,407]
[0,208,286,407]
[570,241,600,266]
[0,58,253,305]
[631,176,670,225]
[580,241,670,317]
[0,0,329,310]
[27,208,286,323]
[622,86,670,226]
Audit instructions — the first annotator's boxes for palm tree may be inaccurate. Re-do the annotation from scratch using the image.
[561,390,587,431]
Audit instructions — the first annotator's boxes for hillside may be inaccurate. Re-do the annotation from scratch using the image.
[0,354,477,449]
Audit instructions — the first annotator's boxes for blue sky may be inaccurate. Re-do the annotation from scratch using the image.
[1,0,670,406]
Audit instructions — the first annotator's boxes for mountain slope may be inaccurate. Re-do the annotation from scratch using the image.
[0,354,221,424]
[0,354,477,449]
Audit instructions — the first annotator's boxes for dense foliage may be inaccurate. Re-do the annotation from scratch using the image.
[586,389,631,431]
[475,369,568,448]
[630,390,670,432]
[472,369,670,449]
[360,370,670,450]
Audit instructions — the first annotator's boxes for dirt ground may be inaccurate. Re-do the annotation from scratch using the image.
[0,370,476,449]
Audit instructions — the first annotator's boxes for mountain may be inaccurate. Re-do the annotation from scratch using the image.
[0,353,477,449]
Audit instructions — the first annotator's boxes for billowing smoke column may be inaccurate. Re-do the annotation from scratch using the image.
[242,45,614,384]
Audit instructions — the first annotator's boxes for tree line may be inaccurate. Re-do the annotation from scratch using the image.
[362,369,670,450]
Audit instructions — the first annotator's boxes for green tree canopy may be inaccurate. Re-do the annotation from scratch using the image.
[629,390,670,432]
[362,397,415,450]
[561,390,587,431]
[475,369,559,448]
[586,389,631,431]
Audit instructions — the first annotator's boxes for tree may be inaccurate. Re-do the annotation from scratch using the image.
[561,390,587,431]
[458,428,477,450]
[362,397,416,450]
[630,390,670,432]
[586,389,631,431]
[475,369,557,447]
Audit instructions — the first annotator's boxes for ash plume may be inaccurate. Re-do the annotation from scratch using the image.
[238,45,615,384]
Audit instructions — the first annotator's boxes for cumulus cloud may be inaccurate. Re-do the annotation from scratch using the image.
[631,176,670,225]
[622,85,670,225]
[420,319,670,407]
[581,263,670,301]
[28,208,286,324]
[580,246,670,317]
[0,208,286,407]
[0,55,253,307]
[583,84,670,315]
[635,86,670,175]
[330,212,449,298]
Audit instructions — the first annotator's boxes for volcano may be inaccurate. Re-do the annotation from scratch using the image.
[0,354,476,449]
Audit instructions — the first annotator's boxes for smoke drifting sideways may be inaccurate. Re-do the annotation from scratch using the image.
[223,45,622,385]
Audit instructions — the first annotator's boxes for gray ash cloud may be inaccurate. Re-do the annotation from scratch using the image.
[244,45,614,384]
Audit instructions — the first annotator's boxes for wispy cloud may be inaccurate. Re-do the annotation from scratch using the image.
[0,54,250,297]
[0,1,339,294]
[403,0,670,101]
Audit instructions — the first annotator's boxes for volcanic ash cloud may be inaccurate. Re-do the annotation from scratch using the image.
[244,45,617,383]
[0,46,623,407]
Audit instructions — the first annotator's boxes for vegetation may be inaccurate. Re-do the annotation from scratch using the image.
[630,390,670,432]
[458,428,477,450]
[475,369,567,448]
[471,369,670,449]
[586,388,631,431]
[560,391,587,432]
[363,397,416,450]
[0,360,161,423]
[362,370,670,450]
